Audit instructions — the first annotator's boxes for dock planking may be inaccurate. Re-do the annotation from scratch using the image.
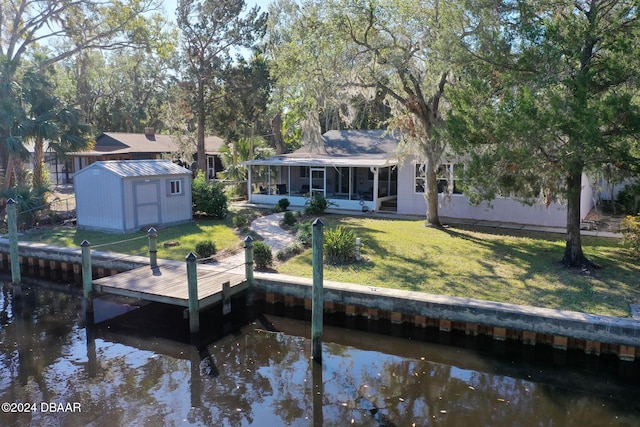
[92,263,247,310]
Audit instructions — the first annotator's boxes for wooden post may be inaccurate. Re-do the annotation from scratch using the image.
[186,252,200,335]
[148,227,158,268]
[244,236,254,306]
[222,281,231,315]
[312,218,324,363]
[81,240,94,323]
[81,240,93,298]
[7,198,21,286]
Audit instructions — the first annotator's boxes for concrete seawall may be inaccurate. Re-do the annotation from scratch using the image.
[1,238,639,361]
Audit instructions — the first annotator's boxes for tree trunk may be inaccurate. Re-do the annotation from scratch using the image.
[3,155,16,191]
[424,157,441,227]
[196,77,207,175]
[271,112,286,155]
[32,137,45,188]
[562,166,592,268]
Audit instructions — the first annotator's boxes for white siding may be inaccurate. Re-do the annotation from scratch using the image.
[396,157,593,227]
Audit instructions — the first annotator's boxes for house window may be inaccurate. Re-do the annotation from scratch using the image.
[169,179,182,195]
[300,167,309,178]
[415,163,462,194]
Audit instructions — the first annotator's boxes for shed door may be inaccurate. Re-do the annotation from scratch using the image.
[134,180,160,227]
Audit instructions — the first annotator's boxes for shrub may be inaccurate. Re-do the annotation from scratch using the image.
[283,211,297,226]
[253,241,273,269]
[622,215,640,254]
[233,214,248,228]
[295,220,313,247]
[324,226,357,264]
[304,193,330,215]
[277,198,290,211]
[192,171,228,218]
[195,240,217,259]
[617,183,640,215]
[276,243,303,262]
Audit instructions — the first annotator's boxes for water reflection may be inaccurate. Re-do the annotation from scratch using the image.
[0,283,639,426]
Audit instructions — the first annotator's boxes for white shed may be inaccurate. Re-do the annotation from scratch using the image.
[74,160,192,233]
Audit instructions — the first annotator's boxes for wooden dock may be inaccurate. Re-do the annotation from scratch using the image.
[92,263,247,309]
[89,259,249,337]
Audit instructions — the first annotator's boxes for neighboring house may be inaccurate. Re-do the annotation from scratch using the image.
[69,128,225,180]
[245,129,595,227]
[74,160,192,233]
[23,141,69,185]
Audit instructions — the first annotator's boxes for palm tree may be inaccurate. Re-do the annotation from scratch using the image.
[19,69,92,189]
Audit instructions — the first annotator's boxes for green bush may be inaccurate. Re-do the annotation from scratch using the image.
[283,211,297,226]
[295,220,313,247]
[277,198,290,211]
[195,240,217,259]
[617,182,640,215]
[192,171,228,218]
[233,214,248,228]
[622,215,640,254]
[304,193,330,215]
[253,241,273,269]
[324,226,357,264]
[276,243,303,262]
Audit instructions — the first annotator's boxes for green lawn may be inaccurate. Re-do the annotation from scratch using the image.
[18,209,640,317]
[20,206,264,261]
[277,215,640,317]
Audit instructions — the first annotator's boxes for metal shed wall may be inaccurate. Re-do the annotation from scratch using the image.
[75,166,125,232]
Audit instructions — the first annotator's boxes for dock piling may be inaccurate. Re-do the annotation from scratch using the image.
[81,240,94,323]
[222,281,231,315]
[244,236,254,306]
[312,218,324,363]
[148,227,158,268]
[7,198,21,286]
[186,252,200,336]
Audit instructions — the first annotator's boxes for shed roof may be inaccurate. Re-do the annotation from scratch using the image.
[75,160,191,178]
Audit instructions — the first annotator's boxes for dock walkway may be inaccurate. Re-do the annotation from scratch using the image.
[92,262,247,310]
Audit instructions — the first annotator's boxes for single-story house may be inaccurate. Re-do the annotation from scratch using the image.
[245,129,595,228]
[70,128,225,181]
[74,159,192,233]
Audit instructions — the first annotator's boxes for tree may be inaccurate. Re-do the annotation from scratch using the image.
[176,0,267,174]
[0,0,172,189]
[446,0,640,268]
[18,66,92,189]
[266,0,454,226]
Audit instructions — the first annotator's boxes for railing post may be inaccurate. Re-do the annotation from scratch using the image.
[148,227,158,268]
[186,252,199,336]
[7,198,21,286]
[312,218,324,363]
[81,240,94,323]
[244,236,254,306]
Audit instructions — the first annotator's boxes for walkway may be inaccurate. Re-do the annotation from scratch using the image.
[212,212,296,273]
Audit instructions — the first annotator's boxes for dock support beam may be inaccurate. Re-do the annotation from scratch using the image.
[312,218,324,363]
[186,253,200,336]
[148,227,158,268]
[81,240,94,323]
[244,236,254,306]
[7,198,21,288]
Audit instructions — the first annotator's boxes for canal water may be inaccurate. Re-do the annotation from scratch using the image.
[0,281,639,427]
